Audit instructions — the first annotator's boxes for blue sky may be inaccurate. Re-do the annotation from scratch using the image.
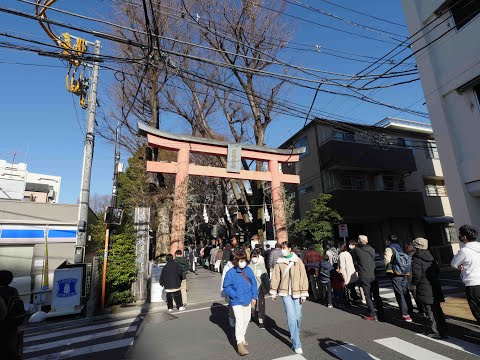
[0,0,427,204]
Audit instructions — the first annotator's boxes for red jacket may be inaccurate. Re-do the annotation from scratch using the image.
[303,249,323,276]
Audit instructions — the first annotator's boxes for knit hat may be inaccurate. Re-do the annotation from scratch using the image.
[413,237,428,250]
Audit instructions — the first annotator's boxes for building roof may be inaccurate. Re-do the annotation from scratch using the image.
[0,200,97,225]
[24,182,50,193]
[278,117,433,149]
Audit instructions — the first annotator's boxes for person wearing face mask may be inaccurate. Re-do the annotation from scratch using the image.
[451,224,480,325]
[248,250,269,329]
[270,241,309,355]
[222,251,258,356]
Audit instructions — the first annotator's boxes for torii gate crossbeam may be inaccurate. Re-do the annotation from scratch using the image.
[138,123,305,255]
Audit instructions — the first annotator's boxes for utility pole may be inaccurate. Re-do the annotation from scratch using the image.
[75,40,101,264]
[100,123,121,311]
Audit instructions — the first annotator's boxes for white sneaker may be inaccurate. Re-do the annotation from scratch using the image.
[179,306,186,311]
[328,305,333,308]
[168,308,173,312]
[295,348,303,354]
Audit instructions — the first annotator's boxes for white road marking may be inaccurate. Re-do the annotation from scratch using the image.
[27,337,134,360]
[24,317,138,342]
[375,337,452,360]
[271,355,307,360]
[326,343,381,359]
[417,333,480,357]
[24,325,137,353]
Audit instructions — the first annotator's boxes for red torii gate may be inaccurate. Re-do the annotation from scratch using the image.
[138,123,305,254]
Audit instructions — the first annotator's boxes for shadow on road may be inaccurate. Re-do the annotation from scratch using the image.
[264,315,292,349]
[209,302,237,349]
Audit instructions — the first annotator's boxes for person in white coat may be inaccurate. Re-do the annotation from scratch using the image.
[338,244,359,304]
[451,224,480,324]
[248,250,269,329]
[221,252,236,328]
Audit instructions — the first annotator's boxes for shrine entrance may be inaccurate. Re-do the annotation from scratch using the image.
[138,123,305,254]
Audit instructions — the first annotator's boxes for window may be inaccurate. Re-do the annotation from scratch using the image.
[424,178,447,196]
[383,175,406,191]
[299,185,314,195]
[340,175,366,190]
[294,136,309,159]
[333,130,355,142]
[451,0,480,30]
[424,142,439,159]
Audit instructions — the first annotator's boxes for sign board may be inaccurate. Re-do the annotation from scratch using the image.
[51,267,83,310]
[150,263,166,303]
[338,224,348,238]
[227,144,242,173]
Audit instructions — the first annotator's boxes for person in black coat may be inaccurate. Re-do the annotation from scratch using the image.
[160,254,185,312]
[411,238,448,339]
[351,235,384,321]
[0,270,22,360]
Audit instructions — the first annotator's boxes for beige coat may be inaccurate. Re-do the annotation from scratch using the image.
[339,251,358,285]
[269,252,309,299]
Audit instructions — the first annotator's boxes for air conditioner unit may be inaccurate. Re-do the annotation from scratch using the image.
[48,189,55,199]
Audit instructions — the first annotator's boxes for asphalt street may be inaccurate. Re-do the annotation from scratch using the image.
[22,269,480,359]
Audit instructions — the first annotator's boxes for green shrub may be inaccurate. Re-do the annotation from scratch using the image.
[108,290,135,305]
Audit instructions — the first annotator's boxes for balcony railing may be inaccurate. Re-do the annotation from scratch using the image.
[325,185,408,192]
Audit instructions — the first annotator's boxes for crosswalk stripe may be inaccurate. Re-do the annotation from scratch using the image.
[271,355,307,360]
[24,325,137,354]
[326,343,381,359]
[24,317,138,343]
[417,333,480,357]
[27,337,134,360]
[375,337,452,360]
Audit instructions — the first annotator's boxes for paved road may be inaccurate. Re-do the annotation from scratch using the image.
[126,295,480,360]
[22,315,140,360]
[22,269,478,359]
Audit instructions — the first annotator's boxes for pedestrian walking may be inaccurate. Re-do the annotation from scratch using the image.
[302,244,323,302]
[221,252,236,328]
[404,243,426,316]
[0,270,25,360]
[222,251,258,356]
[325,241,339,266]
[268,243,283,276]
[384,234,414,322]
[215,246,224,273]
[331,264,346,307]
[160,254,185,312]
[189,245,198,274]
[248,250,269,329]
[338,244,359,304]
[270,241,309,355]
[352,235,384,321]
[411,238,448,339]
[451,224,480,325]
[319,255,334,308]
[264,244,271,271]
[174,250,190,307]
[210,245,219,272]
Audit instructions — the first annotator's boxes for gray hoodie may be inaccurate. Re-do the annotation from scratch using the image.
[451,241,480,286]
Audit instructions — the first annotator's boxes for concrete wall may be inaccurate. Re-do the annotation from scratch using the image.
[401,1,480,229]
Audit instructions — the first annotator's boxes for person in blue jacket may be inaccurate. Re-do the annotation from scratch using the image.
[223,251,258,356]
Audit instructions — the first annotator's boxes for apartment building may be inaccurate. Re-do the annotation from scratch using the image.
[401,0,480,232]
[281,118,455,263]
[0,160,61,203]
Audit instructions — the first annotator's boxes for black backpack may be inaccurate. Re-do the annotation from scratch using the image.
[1,287,26,325]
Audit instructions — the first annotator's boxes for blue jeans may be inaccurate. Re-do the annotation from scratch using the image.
[282,296,302,350]
[391,276,413,316]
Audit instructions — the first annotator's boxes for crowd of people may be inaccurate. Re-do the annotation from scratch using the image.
[159,224,480,357]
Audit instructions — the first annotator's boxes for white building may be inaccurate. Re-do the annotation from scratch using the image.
[401,1,480,231]
[0,160,61,203]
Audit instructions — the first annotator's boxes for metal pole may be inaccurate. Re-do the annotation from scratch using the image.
[100,122,121,311]
[100,224,109,312]
[75,40,101,264]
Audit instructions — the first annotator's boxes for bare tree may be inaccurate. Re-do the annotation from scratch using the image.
[90,193,111,216]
